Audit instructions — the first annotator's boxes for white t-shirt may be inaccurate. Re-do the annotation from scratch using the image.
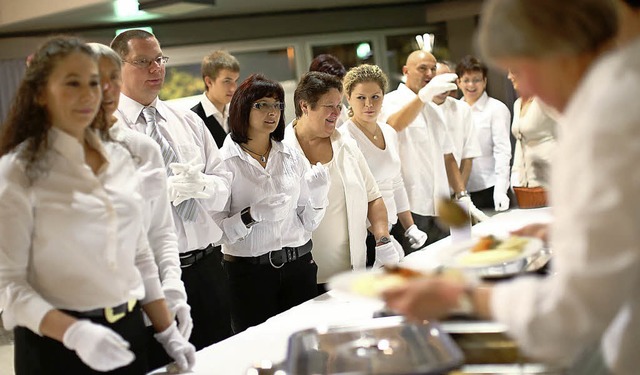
[339,119,410,225]
[311,158,351,283]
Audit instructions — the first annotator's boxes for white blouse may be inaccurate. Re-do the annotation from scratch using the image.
[339,119,410,226]
[212,138,325,257]
[511,97,557,188]
[0,128,163,334]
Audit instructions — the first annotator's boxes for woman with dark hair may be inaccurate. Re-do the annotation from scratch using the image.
[213,73,329,333]
[284,71,402,293]
[0,36,194,374]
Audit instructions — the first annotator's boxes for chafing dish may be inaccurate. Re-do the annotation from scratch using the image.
[441,320,565,375]
[282,316,464,374]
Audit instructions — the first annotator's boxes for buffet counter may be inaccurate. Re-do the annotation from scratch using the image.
[150,208,552,375]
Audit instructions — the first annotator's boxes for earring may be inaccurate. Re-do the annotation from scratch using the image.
[348,107,354,117]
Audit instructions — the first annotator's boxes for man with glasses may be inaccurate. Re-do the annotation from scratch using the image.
[380,50,473,251]
[456,55,512,212]
[192,50,240,148]
[110,30,233,367]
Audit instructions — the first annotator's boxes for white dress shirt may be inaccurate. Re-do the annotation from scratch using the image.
[110,123,185,298]
[115,93,230,252]
[284,125,381,272]
[199,93,230,133]
[491,36,640,375]
[212,138,325,257]
[463,92,511,194]
[339,119,410,226]
[434,96,482,168]
[511,97,557,187]
[380,83,454,216]
[0,128,163,334]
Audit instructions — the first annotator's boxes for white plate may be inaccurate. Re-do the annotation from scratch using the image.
[438,236,544,270]
[327,269,412,301]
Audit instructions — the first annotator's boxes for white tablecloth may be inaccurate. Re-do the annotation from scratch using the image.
[150,208,551,375]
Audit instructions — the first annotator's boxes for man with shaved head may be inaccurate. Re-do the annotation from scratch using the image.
[380,51,483,251]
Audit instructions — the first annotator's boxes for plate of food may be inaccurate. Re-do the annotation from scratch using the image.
[438,235,544,277]
[328,265,463,300]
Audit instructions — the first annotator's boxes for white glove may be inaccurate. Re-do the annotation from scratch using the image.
[154,322,196,372]
[372,240,401,268]
[404,224,428,249]
[168,162,211,206]
[305,162,330,208]
[458,196,490,222]
[164,285,193,340]
[493,191,510,212]
[251,193,292,222]
[62,320,135,372]
[418,73,458,103]
[391,235,405,261]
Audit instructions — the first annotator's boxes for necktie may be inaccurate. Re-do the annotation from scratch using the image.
[142,106,197,221]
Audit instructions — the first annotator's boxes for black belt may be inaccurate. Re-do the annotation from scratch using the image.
[180,244,218,268]
[223,240,313,268]
[64,299,138,324]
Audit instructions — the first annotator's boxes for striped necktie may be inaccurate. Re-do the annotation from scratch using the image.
[142,106,197,221]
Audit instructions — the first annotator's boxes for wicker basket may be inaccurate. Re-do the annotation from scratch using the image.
[513,186,548,208]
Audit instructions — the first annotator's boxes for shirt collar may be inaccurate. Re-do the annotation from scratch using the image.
[397,82,417,97]
[117,93,166,125]
[200,93,227,119]
[49,127,109,170]
[466,91,489,111]
[222,137,289,162]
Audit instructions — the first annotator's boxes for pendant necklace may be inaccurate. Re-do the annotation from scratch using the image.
[353,118,379,140]
[241,142,271,163]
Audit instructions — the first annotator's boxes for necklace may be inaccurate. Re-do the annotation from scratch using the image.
[353,118,379,140]
[240,142,271,163]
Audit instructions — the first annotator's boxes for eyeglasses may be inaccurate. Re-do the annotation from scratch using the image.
[319,103,343,112]
[122,56,169,69]
[252,102,285,112]
[460,78,484,85]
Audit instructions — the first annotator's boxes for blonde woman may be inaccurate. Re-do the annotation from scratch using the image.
[339,64,427,264]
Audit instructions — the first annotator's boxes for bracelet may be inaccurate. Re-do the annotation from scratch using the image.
[454,190,469,200]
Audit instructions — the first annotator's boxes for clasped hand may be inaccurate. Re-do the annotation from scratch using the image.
[168,159,211,206]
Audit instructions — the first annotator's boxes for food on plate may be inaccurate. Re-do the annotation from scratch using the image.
[458,236,530,266]
[349,266,465,297]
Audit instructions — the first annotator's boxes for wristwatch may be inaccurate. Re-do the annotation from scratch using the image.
[376,236,391,247]
[454,190,469,200]
[240,207,257,228]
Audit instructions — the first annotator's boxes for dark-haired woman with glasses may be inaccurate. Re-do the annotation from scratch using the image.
[212,73,329,333]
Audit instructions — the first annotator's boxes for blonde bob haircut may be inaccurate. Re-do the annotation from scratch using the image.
[342,64,388,98]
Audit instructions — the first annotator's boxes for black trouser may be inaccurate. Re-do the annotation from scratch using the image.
[410,212,450,254]
[223,252,318,333]
[14,305,147,375]
[147,246,232,370]
[470,186,496,210]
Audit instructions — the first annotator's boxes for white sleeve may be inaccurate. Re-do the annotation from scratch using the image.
[0,157,54,334]
[296,161,326,232]
[135,229,164,305]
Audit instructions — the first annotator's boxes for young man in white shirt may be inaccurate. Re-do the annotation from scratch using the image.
[110,30,233,360]
[456,56,512,212]
[191,50,240,148]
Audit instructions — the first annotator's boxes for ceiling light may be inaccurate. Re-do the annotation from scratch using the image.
[138,0,215,15]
